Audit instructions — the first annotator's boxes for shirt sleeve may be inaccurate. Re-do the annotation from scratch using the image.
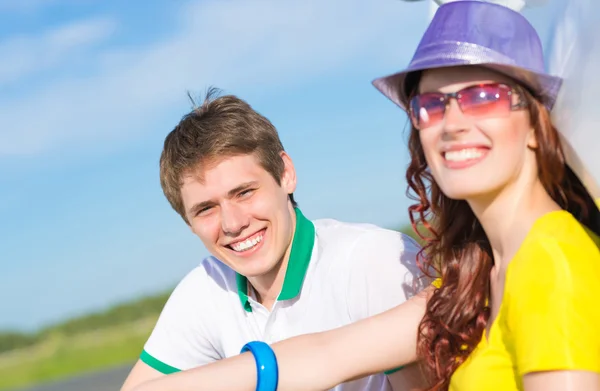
[141,265,221,373]
[345,229,425,322]
[505,236,600,376]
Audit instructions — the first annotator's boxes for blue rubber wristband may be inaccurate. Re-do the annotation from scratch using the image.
[240,341,279,391]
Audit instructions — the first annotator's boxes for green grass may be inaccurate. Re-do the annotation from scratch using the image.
[0,317,157,390]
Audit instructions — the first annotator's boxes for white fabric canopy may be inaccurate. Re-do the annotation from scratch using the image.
[426,0,547,18]
[547,0,600,200]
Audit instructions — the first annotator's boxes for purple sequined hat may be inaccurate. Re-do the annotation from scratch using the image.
[372,0,562,110]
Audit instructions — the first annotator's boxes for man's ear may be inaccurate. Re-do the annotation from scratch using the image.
[280,151,297,194]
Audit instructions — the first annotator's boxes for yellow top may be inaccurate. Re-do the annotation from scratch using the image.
[449,210,600,391]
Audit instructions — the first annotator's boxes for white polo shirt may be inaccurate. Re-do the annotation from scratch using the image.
[141,208,423,391]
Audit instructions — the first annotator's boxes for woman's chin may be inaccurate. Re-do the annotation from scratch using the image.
[438,184,494,202]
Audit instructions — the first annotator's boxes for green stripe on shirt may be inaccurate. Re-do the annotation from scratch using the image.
[384,366,405,375]
[140,350,181,374]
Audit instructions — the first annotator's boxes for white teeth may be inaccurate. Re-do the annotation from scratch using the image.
[444,148,485,162]
[231,234,263,252]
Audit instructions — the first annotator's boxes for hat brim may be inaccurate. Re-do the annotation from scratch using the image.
[371,42,598,216]
[372,42,562,111]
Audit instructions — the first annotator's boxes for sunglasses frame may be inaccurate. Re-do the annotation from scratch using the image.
[408,83,527,130]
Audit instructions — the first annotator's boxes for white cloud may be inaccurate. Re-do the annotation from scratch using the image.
[0,0,428,157]
[0,16,116,86]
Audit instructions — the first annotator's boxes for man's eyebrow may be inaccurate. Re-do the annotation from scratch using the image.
[188,200,215,216]
[227,181,259,198]
[187,181,259,216]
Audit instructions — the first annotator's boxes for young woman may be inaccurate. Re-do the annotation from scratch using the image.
[131,2,600,391]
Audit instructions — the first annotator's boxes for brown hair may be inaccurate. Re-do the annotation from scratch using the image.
[160,87,297,224]
[405,82,600,390]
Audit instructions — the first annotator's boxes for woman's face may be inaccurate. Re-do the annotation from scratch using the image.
[416,66,538,201]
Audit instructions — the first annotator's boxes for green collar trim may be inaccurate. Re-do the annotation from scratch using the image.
[236,207,315,312]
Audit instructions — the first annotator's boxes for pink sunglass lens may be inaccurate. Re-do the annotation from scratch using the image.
[459,85,512,117]
[411,94,445,127]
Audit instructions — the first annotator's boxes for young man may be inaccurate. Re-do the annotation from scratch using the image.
[121,89,426,391]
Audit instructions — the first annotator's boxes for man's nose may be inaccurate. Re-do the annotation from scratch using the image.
[220,203,250,235]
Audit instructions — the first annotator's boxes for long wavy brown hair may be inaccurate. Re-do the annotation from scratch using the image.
[405,75,600,391]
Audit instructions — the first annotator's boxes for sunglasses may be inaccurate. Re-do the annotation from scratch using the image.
[408,83,526,130]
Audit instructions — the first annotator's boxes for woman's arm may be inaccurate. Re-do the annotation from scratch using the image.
[523,371,600,391]
[132,288,429,391]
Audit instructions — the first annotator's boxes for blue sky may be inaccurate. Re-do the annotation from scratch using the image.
[0,0,561,331]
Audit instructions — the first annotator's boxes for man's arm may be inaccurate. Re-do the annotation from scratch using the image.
[131,290,430,391]
[345,229,430,390]
[121,360,164,391]
[120,265,221,391]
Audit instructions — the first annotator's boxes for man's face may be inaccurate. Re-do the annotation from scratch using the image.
[180,152,297,278]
